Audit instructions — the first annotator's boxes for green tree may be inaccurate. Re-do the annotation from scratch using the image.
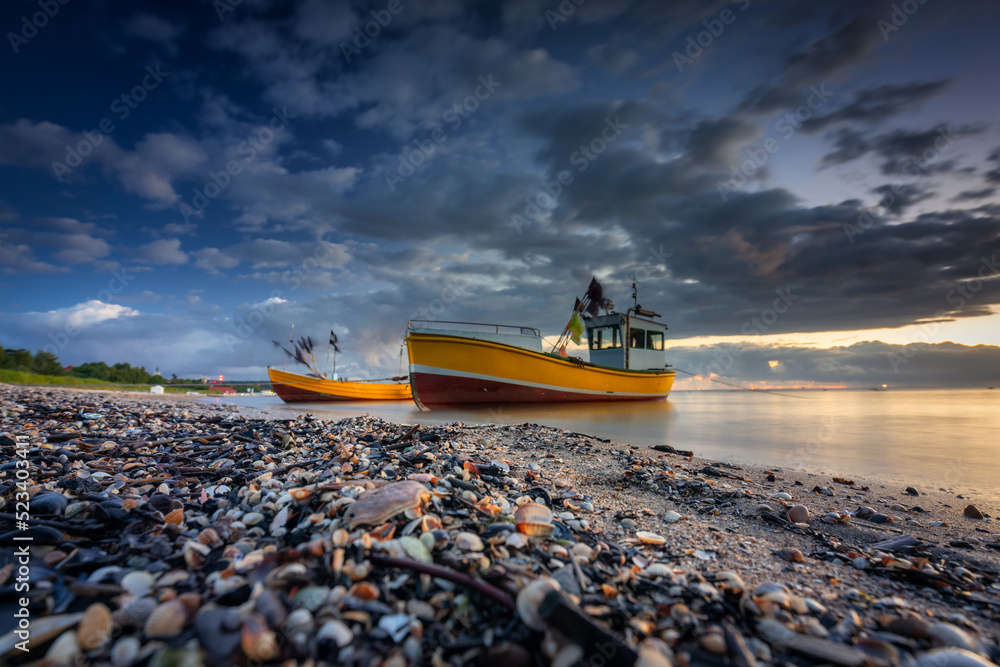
[2,348,33,370]
[31,351,63,375]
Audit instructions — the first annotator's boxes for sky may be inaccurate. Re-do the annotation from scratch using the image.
[1,0,999,389]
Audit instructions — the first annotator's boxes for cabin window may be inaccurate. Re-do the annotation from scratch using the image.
[589,326,621,350]
[629,329,645,348]
[647,331,664,350]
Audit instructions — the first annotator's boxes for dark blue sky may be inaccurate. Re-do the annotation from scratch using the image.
[1,0,999,387]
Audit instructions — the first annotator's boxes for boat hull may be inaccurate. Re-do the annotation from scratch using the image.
[267,368,411,403]
[406,331,675,407]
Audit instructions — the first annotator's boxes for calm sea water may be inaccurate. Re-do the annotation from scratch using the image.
[207,389,999,494]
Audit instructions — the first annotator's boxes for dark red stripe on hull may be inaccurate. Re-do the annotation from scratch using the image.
[271,382,360,403]
[410,372,667,406]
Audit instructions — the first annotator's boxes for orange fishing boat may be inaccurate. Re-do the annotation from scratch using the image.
[268,331,410,403]
[267,367,411,403]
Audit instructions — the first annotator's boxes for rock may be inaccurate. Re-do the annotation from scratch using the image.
[964,505,984,520]
[663,511,681,524]
[905,486,919,496]
[786,505,810,524]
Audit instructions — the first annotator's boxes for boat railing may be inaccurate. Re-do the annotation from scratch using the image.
[408,319,541,336]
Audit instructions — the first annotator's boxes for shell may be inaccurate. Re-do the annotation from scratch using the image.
[636,531,666,545]
[916,649,997,667]
[775,547,805,563]
[110,636,141,667]
[455,532,485,551]
[241,613,279,662]
[45,630,81,664]
[318,619,354,648]
[184,540,211,569]
[77,602,113,651]
[514,502,554,537]
[121,571,156,597]
[516,577,561,631]
[163,507,184,525]
[345,481,429,528]
[786,505,810,523]
[144,600,187,638]
[198,527,222,547]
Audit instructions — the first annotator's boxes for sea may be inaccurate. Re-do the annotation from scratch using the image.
[206,388,998,495]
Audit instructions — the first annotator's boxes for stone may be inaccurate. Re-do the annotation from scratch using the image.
[963,505,984,520]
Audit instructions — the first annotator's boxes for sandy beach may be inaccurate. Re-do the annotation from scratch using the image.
[1,383,998,666]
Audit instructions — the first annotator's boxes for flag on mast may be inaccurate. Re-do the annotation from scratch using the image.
[329,330,340,353]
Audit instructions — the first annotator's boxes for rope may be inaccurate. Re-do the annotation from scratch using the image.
[671,367,809,399]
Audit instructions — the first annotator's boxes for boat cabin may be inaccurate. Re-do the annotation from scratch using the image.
[586,309,667,370]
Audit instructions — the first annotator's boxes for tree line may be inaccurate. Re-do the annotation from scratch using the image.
[0,343,199,385]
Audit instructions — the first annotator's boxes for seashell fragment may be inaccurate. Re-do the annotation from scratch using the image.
[163,507,184,525]
[345,481,429,529]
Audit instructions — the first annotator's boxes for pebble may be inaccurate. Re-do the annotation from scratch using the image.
[964,505,985,519]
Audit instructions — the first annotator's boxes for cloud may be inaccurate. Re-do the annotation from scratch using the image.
[136,238,188,264]
[738,16,880,115]
[0,218,112,269]
[671,340,1000,389]
[801,80,951,132]
[819,124,981,174]
[951,187,996,202]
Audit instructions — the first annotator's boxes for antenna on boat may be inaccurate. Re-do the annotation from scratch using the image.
[284,324,294,369]
[632,280,638,310]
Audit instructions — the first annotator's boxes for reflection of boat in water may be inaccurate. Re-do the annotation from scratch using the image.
[405,278,676,408]
[267,368,411,403]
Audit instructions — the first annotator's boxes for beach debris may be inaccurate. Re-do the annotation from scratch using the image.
[1,384,999,667]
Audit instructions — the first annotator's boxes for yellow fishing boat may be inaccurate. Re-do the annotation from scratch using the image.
[405,280,676,407]
[267,367,411,403]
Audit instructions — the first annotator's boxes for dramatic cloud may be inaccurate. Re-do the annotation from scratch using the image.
[0,0,998,383]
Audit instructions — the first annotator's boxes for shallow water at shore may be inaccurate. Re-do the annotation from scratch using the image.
[208,388,999,494]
